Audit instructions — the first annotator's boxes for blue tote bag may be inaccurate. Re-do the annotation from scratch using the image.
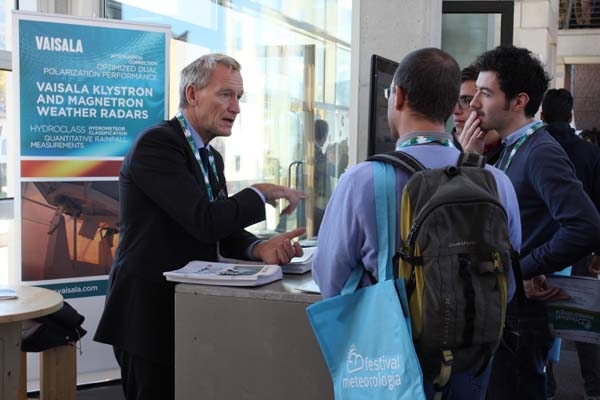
[306,161,426,400]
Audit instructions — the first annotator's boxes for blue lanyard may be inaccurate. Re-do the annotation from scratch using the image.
[496,121,545,172]
[175,111,220,202]
[396,134,455,149]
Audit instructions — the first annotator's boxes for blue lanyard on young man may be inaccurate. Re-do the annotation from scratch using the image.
[175,111,221,202]
[495,121,545,172]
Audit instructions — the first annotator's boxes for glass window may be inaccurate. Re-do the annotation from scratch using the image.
[0,70,8,198]
[0,0,11,50]
[441,1,513,69]
[0,69,10,284]
[442,13,502,69]
[106,0,351,238]
[0,0,13,284]
[441,2,513,134]
[228,0,351,43]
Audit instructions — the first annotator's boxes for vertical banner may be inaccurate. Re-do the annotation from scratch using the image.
[13,11,170,387]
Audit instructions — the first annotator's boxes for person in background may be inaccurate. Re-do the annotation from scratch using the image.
[313,118,329,234]
[326,138,349,177]
[465,45,600,400]
[541,88,600,400]
[581,127,600,146]
[312,47,522,399]
[451,64,477,150]
[94,53,306,400]
[452,64,501,164]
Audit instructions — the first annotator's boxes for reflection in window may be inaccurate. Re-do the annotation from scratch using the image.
[0,0,10,51]
[0,69,9,284]
[105,0,351,238]
[0,69,9,198]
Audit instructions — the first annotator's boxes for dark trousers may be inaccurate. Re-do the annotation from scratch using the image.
[486,314,553,400]
[113,347,174,400]
[575,341,600,396]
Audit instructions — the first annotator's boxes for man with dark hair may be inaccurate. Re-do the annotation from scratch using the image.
[452,64,501,163]
[452,65,479,145]
[581,127,600,146]
[313,47,522,399]
[465,45,600,400]
[541,88,575,123]
[541,88,600,400]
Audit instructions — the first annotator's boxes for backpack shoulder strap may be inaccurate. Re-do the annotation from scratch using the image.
[367,151,426,175]
[458,152,487,168]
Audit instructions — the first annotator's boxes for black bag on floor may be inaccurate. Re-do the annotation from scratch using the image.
[21,301,87,352]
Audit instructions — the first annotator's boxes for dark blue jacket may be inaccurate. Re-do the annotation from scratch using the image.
[546,122,600,217]
[502,126,600,279]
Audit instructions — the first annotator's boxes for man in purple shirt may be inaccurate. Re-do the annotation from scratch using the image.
[312,47,521,400]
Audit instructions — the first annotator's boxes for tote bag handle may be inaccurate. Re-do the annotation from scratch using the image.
[340,161,398,294]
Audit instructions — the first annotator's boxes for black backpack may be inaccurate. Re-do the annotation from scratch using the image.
[368,151,512,391]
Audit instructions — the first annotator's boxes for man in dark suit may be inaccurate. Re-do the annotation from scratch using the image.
[94,53,306,400]
[541,88,600,400]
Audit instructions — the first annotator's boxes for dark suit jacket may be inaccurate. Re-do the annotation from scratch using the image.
[94,117,265,366]
[546,122,600,213]
[546,122,600,257]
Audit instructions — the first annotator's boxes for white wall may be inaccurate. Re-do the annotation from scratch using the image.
[349,0,442,164]
[514,0,559,86]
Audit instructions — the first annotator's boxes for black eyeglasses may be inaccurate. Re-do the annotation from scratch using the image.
[457,95,474,111]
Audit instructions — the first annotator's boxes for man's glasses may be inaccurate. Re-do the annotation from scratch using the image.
[457,95,474,111]
[384,87,392,100]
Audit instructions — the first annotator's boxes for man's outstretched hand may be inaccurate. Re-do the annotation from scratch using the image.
[252,227,306,265]
[252,183,308,214]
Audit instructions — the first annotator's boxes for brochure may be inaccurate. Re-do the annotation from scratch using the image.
[0,287,18,300]
[164,261,283,287]
[281,246,316,274]
[297,279,321,294]
[546,274,600,344]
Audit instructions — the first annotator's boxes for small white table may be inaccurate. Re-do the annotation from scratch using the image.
[0,285,63,400]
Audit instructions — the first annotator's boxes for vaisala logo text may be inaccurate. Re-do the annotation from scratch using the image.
[343,344,403,391]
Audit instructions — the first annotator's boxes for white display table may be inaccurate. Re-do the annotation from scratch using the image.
[174,273,333,400]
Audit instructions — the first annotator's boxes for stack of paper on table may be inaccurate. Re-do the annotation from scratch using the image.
[163,261,282,287]
[297,279,321,294]
[281,246,316,274]
[0,287,18,300]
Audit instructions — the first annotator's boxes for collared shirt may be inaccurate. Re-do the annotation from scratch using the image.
[502,121,538,147]
[177,111,265,204]
[178,111,265,259]
[495,121,543,172]
[396,131,455,149]
[186,118,208,150]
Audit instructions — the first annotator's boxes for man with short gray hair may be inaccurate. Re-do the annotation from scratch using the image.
[95,53,306,400]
